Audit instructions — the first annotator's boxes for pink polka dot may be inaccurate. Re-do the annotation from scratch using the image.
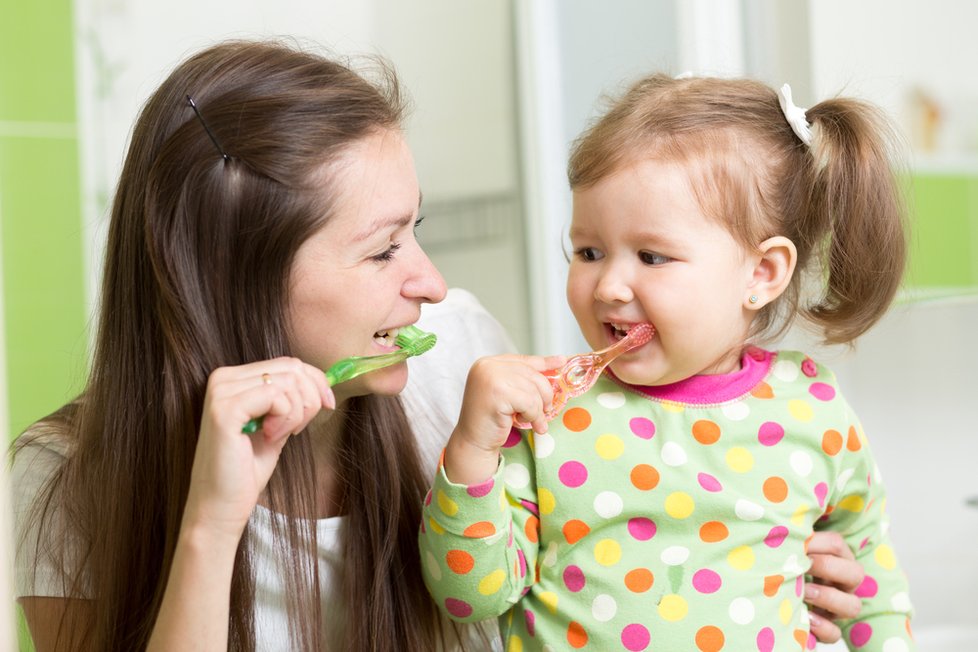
[698,472,723,492]
[850,622,873,647]
[692,569,722,593]
[758,421,785,446]
[467,479,495,498]
[503,427,522,447]
[764,526,789,548]
[563,564,586,592]
[525,609,536,636]
[855,574,878,598]
[795,575,804,597]
[629,417,656,439]
[517,549,527,578]
[814,482,828,508]
[621,624,651,651]
[809,382,836,401]
[445,597,473,618]
[520,499,540,516]
[627,517,657,541]
[558,461,588,488]
[756,627,775,652]
[807,631,817,649]
[424,490,432,505]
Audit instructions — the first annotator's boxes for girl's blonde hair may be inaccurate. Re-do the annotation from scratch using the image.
[569,74,908,345]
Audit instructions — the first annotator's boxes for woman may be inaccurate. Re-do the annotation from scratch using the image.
[12,40,863,651]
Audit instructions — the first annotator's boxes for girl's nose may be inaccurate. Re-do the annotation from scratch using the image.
[593,265,633,305]
[403,243,447,304]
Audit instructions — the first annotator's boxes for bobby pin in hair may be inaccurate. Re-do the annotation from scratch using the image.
[186,95,231,162]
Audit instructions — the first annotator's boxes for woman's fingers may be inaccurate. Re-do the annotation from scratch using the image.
[805,579,862,620]
[807,609,843,644]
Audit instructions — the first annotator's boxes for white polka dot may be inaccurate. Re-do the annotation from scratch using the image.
[735,499,765,521]
[534,432,555,459]
[882,638,910,652]
[728,597,755,625]
[425,551,442,581]
[891,592,912,612]
[543,646,556,652]
[661,441,688,466]
[596,391,626,409]
[542,541,559,568]
[721,401,750,421]
[594,491,624,518]
[790,450,813,477]
[504,463,530,489]
[835,468,855,490]
[661,546,690,566]
[782,554,805,575]
[592,594,617,622]
[772,359,799,382]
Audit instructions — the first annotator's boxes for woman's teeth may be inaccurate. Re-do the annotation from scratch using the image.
[373,327,401,348]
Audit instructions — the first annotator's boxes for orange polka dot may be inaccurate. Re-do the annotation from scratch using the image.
[624,568,654,593]
[763,574,784,597]
[563,407,592,432]
[630,464,660,491]
[445,549,475,574]
[822,429,843,455]
[793,629,808,647]
[751,382,774,399]
[700,521,729,543]
[763,476,789,503]
[463,521,496,538]
[847,426,862,451]
[567,621,588,648]
[695,625,725,652]
[525,515,540,543]
[692,420,721,445]
[563,519,590,545]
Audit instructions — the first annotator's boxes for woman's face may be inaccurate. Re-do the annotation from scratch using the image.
[289,129,446,402]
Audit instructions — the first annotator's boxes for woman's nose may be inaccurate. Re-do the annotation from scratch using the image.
[403,243,447,304]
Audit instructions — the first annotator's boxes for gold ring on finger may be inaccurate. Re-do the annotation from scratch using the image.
[261,372,272,385]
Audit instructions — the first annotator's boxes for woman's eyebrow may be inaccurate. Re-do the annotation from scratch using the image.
[353,193,423,242]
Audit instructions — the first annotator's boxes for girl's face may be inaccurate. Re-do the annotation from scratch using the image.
[289,129,446,402]
[568,159,758,387]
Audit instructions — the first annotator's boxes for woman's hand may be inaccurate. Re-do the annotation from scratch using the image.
[444,354,564,486]
[805,531,865,643]
[183,357,334,542]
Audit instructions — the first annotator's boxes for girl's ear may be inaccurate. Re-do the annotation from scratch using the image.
[745,236,797,309]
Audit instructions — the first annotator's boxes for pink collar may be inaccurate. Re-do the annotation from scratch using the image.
[611,347,773,405]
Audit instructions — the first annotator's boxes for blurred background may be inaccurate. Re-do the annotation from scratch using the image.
[2,0,976,650]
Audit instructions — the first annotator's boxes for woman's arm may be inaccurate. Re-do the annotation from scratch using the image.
[805,530,864,643]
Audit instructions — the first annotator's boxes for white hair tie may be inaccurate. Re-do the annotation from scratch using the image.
[777,83,813,147]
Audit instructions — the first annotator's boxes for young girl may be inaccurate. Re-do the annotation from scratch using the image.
[420,74,914,651]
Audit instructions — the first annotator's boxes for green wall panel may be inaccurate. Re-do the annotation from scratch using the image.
[908,174,978,289]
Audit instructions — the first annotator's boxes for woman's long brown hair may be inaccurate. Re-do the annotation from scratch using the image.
[16,40,443,650]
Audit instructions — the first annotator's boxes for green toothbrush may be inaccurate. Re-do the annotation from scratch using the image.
[241,325,437,434]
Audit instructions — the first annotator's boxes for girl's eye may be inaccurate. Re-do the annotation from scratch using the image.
[574,247,603,262]
[639,251,670,266]
[371,241,402,263]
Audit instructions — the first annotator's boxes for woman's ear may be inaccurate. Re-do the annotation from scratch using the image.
[745,236,797,309]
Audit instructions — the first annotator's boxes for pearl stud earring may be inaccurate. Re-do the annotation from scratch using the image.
[749,295,759,304]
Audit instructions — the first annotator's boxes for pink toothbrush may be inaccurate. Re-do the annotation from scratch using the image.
[514,323,655,428]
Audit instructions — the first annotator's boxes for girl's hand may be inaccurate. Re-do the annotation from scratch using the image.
[182,357,334,543]
[444,354,564,485]
[805,531,865,643]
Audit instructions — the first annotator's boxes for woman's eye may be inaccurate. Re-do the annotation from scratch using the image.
[639,251,670,265]
[574,247,603,262]
[414,214,425,231]
[371,241,402,263]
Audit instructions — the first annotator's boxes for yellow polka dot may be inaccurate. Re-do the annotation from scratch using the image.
[726,447,754,473]
[437,490,458,516]
[788,399,814,422]
[594,539,622,566]
[658,594,688,621]
[500,491,508,512]
[727,545,755,570]
[875,544,897,570]
[539,591,559,614]
[595,434,625,460]
[527,431,536,453]
[664,492,695,519]
[779,598,793,624]
[478,569,507,595]
[661,400,685,413]
[791,503,811,526]
[838,495,865,512]
[506,636,523,652]
[428,517,445,535]
[538,487,556,515]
